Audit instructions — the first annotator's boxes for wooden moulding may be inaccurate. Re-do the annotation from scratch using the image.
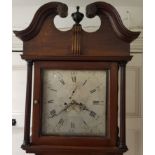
[22,145,124,154]
[86,2,140,43]
[21,55,133,62]
[13,2,68,41]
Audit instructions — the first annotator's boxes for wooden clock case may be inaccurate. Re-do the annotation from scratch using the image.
[14,2,140,155]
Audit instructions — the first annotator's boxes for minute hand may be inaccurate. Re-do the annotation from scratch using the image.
[69,86,78,99]
[72,100,99,119]
[69,82,85,99]
[73,101,92,111]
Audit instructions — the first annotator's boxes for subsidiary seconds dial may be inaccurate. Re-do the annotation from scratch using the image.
[41,70,107,136]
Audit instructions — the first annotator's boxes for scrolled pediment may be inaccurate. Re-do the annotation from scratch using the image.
[13,2,68,41]
[13,2,140,59]
[86,2,140,43]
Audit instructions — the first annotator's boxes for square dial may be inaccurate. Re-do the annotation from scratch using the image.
[41,70,107,136]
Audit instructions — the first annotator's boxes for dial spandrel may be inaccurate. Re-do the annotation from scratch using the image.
[41,70,107,136]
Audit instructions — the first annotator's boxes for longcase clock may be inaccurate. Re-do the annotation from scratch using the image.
[14,2,140,155]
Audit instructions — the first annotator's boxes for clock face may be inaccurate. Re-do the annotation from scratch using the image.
[41,69,107,136]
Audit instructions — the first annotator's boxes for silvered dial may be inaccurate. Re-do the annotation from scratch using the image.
[41,70,107,136]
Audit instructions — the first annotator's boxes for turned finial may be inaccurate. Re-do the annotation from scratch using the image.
[71,6,84,25]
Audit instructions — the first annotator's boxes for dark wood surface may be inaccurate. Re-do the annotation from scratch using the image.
[21,55,132,62]
[32,61,118,147]
[13,2,68,41]
[22,145,124,155]
[119,63,128,151]
[36,152,122,155]
[19,15,130,57]
[35,154,122,155]
[22,61,33,146]
[13,1,141,155]
[13,2,140,59]
[86,2,140,43]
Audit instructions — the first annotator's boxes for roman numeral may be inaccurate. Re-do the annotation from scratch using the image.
[71,122,75,128]
[93,100,104,105]
[50,109,56,118]
[71,76,76,82]
[71,72,77,83]
[93,101,100,104]
[90,89,96,94]
[83,120,88,126]
[59,79,65,85]
[48,100,54,103]
[58,118,64,126]
[82,80,87,86]
[50,88,57,92]
[89,111,96,118]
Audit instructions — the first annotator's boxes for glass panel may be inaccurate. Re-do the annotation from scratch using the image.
[41,70,107,136]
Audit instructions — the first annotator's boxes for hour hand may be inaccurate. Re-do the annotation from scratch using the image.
[72,100,88,111]
[49,102,73,118]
